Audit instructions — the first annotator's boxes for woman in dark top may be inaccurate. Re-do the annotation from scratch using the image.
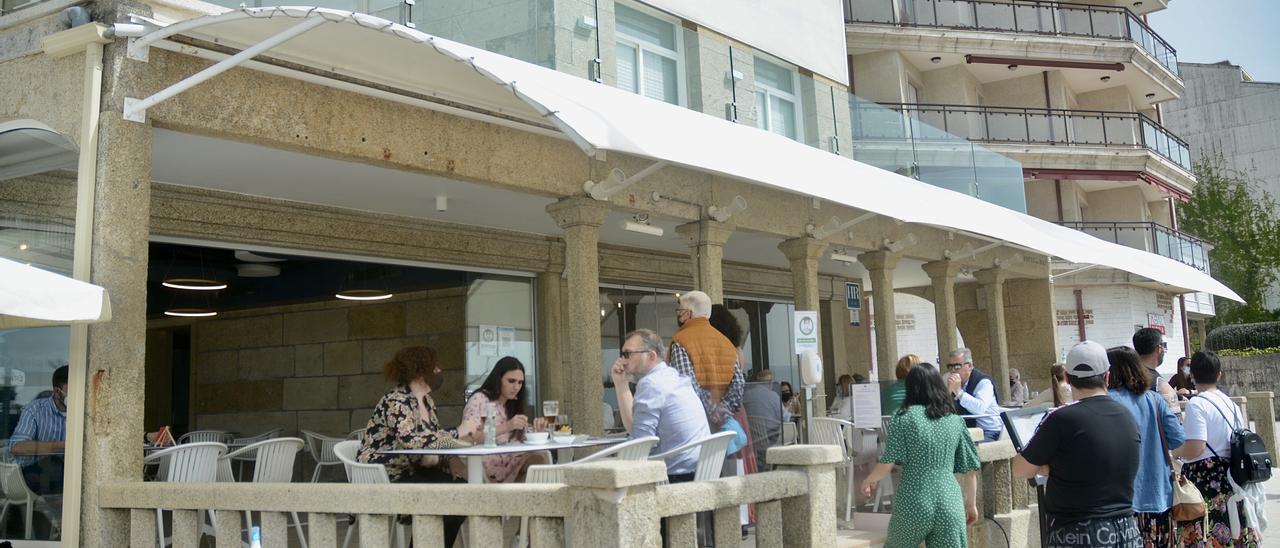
[358,346,481,546]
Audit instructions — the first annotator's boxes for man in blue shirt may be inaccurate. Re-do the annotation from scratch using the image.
[9,365,68,496]
[611,328,710,482]
[945,348,1004,441]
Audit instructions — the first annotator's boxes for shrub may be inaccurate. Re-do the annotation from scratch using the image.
[1206,322,1280,351]
[1216,347,1280,357]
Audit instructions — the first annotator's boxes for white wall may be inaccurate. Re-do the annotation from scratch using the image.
[893,293,963,364]
[1054,286,1188,378]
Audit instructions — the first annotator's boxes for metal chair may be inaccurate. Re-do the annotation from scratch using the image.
[333,440,405,548]
[303,430,349,482]
[144,442,226,547]
[0,462,59,539]
[811,417,858,521]
[217,437,308,548]
[177,430,229,444]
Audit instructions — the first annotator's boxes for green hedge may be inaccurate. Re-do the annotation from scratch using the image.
[1206,321,1280,351]
[1217,347,1280,357]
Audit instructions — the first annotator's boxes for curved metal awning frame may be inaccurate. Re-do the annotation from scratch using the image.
[112,7,1242,303]
[0,119,79,181]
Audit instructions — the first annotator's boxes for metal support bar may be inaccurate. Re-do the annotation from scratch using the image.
[1050,264,1100,282]
[583,161,668,201]
[944,241,1002,261]
[122,17,328,123]
[811,212,876,240]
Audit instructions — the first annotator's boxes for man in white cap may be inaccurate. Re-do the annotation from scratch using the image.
[1012,341,1142,548]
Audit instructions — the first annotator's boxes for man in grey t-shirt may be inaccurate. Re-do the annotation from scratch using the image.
[611,328,711,481]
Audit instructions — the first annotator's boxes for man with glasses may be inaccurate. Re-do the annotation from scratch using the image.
[944,349,1003,441]
[1132,327,1177,405]
[9,364,69,496]
[611,329,710,483]
[669,291,744,428]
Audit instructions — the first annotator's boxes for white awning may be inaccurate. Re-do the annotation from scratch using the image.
[0,257,112,329]
[120,7,1242,302]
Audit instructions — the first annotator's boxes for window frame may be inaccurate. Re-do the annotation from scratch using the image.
[752,55,804,141]
[613,2,688,107]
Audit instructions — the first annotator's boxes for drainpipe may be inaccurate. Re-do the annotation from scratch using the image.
[1054,180,1064,221]
[1074,289,1086,341]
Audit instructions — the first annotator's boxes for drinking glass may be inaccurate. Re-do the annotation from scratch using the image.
[542,400,559,428]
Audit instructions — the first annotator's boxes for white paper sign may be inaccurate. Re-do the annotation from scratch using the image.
[478,324,499,357]
[793,310,819,354]
[497,326,515,356]
[850,384,881,428]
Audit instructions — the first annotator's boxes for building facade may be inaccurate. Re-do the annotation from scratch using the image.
[0,0,1233,544]
[1164,60,1280,309]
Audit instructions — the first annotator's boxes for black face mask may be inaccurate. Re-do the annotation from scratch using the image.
[780,392,793,403]
[427,373,445,391]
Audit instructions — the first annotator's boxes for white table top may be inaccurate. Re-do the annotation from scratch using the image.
[380,435,623,457]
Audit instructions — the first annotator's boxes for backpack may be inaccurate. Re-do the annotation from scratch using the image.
[1201,392,1273,486]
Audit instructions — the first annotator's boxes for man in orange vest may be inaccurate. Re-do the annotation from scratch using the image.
[669,290,744,427]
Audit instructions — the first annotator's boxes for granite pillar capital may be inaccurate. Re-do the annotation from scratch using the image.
[546,196,609,230]
[778,237,829,265]
[677,220,735,304]
[857,250,902,272]
[674,219,735,248]
[922,260,961,363]
[974,267,1008,287]
[922,259,963,280]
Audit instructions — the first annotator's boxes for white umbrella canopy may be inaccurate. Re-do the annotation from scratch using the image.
[0,257,112,329]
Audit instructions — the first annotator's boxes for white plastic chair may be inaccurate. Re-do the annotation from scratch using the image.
[230,429,282,445]
[812,417,857,521]
[144,442,226,547]
[303,430,349,483]
[226,429,283,480]
[333,440,405,548]
[0,462,59,539]
[781,421,798,445]
[178,430,229,444]
[218,438,308,548]
[648,431,736,482]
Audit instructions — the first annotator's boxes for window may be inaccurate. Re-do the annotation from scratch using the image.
[754,57,801,140]
[614,4,684,105]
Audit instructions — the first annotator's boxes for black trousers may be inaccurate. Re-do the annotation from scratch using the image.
[21,456,64,497]
[396,466,467,547]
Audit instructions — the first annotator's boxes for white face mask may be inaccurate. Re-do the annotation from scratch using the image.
[1182,367,1191,376]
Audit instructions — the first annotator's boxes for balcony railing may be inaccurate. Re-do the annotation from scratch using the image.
[844,0,1179,75]
[1057,221,1212,272]
[851,102,1193,172]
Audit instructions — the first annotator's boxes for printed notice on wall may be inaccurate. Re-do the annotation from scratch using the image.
[793,310,819,354]
[478,324,499,357]
[497,326,515,356]
[851,383,881,428]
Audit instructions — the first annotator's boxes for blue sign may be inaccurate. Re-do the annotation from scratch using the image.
[846,282,861,311]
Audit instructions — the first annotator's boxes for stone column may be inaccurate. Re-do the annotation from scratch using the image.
[1246,392,1278,467]
[769,445,842,546]
[675,219,734,304]
[547,197,609,436]
[563,461,666,547]
[779,238,828,428]
[78,112,153,546]
[823,282,850,383]
[975,268,1010,403]
[858,251,902,377]
[536,267,565,404]
[922,260,962,363]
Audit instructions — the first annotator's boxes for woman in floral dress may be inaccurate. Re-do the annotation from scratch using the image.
[1173,351,1260,547]
[459,356,548,483]
[358,346,481,548]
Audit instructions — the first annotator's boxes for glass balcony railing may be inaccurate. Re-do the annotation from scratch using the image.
[850,102,1193,172]
[844,0,1179,76]
[849,96,1029,213]
[1056,221,1212,273]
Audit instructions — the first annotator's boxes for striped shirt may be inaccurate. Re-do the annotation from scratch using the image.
[9,397,66,466]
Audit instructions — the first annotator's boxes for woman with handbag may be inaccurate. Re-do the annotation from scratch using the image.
[1106,346,1187,546]
[1174,351,1262,546]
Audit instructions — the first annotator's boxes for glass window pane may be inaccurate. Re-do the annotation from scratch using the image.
[615,42,639,93]
[465,275,537,397]
[755,90,769,130]
[770,95,797,139]
[642,50,679,104]
[754,58,793,94]
[616,4,677,50]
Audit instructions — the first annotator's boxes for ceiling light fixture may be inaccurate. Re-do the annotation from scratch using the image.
[335,289,394,301]
[830,249,859,264]
[164,308,218,318]
[335,266,394,301]
[17,242,28,251]
[621,213,664,237]
[1146,93,1156,99]
[930,56,942,64]
[162,278,228,291]
[1007,64,1018,71]
[1100,75,1111,82]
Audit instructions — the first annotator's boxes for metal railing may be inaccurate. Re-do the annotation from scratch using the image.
[1056,221,1212,272]
[851,102,1192,172]
[844,0,1179,75]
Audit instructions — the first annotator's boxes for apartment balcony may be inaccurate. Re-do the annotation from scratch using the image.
[844,0,1181,103]
[1057,220,1211,273]
[851,102,1195,194]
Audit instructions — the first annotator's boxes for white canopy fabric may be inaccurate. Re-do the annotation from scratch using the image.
[0,257,112,329]
[130,7,1242,302]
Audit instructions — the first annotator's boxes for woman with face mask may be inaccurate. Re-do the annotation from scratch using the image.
[1166,357,1195,399]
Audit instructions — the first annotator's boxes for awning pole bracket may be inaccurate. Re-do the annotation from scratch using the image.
[122,17,329,123]
[583,160,668,201]
[1050,264,1100,283]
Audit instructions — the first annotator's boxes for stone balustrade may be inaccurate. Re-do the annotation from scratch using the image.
[99,445,841,547]
[968,428,1039,548]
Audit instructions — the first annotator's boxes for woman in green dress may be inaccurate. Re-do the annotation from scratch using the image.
[862,363,981,548]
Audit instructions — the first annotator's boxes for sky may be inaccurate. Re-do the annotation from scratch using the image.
[1148,0,1280,82]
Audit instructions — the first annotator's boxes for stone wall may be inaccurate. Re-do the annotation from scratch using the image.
[1220,354,1280,416]
[176,286,467,438]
